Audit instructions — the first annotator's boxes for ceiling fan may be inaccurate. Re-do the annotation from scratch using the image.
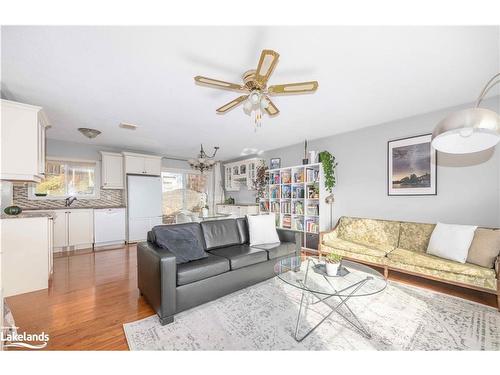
[194,49,318,127]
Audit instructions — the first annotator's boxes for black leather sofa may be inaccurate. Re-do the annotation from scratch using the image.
[137,217,301,325]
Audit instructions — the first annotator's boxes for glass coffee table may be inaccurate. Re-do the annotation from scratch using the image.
[274,256,387,342]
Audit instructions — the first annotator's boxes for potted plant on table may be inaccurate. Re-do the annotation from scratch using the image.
[325,253,343,276]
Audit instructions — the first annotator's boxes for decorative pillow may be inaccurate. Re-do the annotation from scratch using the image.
[466,228,500,268]
[247,213,280,246]
[154,236,207,264]
[427,222,477,263]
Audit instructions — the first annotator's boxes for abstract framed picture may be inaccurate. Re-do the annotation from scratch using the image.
[387,134,437,196]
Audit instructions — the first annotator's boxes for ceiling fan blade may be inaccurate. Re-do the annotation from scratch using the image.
[216,95,249,113]
[255,50,280,86]
[268,81,319,95]
[264,97,279,116]
[195,76,247,92]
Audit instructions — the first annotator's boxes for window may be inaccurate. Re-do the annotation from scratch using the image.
[30,159,99,199]
[161,170,208,223]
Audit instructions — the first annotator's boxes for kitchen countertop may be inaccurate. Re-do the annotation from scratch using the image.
[21,206,126,211]
[1,212,54,220]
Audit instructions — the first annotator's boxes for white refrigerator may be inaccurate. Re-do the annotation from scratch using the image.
[127,175,163,242]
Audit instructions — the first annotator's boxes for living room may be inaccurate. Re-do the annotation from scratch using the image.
[0,1,499,373]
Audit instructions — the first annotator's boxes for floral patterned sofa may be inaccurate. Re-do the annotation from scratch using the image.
[319,216,500,310]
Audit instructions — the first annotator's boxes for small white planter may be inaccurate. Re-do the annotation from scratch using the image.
[325,262,340,276]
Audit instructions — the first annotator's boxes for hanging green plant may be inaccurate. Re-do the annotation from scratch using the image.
[319,151,338,194]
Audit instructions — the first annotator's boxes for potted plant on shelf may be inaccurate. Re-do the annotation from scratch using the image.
[325,252,343,276]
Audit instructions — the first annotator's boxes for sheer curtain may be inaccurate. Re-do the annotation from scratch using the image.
[209,162,224,214]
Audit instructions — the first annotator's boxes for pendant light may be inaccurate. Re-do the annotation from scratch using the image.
[431,72,500,154]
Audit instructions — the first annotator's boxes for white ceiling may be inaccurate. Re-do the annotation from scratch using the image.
[1,26,499,160]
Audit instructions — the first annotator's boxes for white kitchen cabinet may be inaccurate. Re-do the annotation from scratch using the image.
[25,209,94,251]
[1,216,53,297]
[100,151,124,189]
[123,152,162,176]
[223,158,264,191]
[216,204,258,217]
[1,99,49,182]
[68,209,94,247]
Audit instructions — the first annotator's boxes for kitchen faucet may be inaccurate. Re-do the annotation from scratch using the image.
[65,196,77,207]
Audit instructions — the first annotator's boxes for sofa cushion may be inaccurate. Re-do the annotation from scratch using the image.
[152,223,207,264]
[176,253,230,286]
[398,222,436,252]
[336,216,400,248]
[320,244,387,266]
[252,241,296,260]
[247,213,280,246]
[322,237,390,258]
[426,223,477,263]
[200,219,240,250]
[236,217,249,244]
[388,248,495,279]
[466,228,500,269]
[209,244,268,270]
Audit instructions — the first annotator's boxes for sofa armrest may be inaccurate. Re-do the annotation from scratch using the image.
[277,228,302,255]
[495,255,500,279]
[137,241,177,320]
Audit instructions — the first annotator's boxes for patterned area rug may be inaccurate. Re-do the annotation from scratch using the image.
[123,278,500,350]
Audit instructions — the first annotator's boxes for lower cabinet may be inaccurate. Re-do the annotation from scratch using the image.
[2,217,53,297]
[216,204,259,216]
[26,209,94,251]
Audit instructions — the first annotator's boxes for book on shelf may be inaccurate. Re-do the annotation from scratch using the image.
[292,216,304,231]
[281,201,291,214]
[282,215,291,229]
[281,185,291,199]
[259,201,269,212]
[271,201,280,213]
[270,186,280,198]
[270,171,280,184]
[292,185,304,198]
[305,219,319,233]
[293,169,304,183]
[293,200,304,215]
[306,203,319,216]
[281,170,291,184]
[306,168,319,183]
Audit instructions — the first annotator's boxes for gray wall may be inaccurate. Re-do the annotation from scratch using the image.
[224,96,500,227]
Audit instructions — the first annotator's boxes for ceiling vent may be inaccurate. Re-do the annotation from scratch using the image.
[119,122,138,130]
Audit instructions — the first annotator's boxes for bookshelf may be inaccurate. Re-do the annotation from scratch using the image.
[259,162,327,250]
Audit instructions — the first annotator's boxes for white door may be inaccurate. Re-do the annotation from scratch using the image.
[144,157,161,176]
[52,210,67,248]
[125,155,145,174]
[102,154,124,188]
[68,209,94,246]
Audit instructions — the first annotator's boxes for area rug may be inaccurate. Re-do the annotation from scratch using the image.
[123,278,500,350]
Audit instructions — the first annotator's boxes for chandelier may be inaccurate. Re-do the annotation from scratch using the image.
[188,144,220,173]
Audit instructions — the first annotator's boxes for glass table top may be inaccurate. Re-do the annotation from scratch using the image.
[274,256,387,297]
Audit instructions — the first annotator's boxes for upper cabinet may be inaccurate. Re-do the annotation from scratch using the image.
[122,152,162,176]
[100,151,124,189]
[224,158,264,191]
[1,99,49,182]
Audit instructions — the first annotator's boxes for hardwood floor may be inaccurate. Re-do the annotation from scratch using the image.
[6,245,497,350]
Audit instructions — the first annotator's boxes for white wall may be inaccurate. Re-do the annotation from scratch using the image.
[225,97,500,227]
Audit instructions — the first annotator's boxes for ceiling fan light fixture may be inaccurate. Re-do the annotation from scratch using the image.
[249,91,261,105]
[260,98,269,110]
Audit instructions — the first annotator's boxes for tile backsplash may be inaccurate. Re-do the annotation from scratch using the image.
[12,184,125,210]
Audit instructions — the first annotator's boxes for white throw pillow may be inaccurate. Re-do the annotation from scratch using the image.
[247,213,280,246]
[426,222,477,263]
